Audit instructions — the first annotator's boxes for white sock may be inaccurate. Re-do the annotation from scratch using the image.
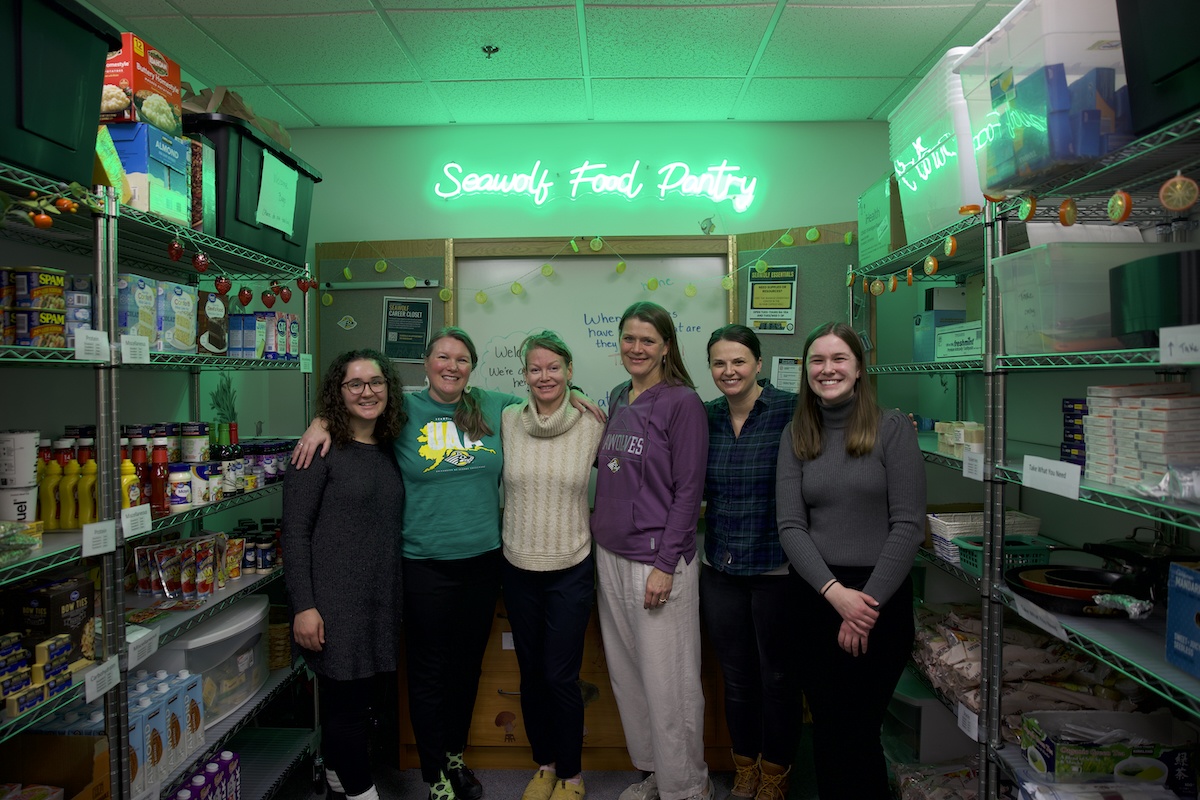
[347,787,379,800]
[327,770,344,794]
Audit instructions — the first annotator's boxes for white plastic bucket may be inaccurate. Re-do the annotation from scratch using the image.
[0,484,37,522]
[0,430,40,488]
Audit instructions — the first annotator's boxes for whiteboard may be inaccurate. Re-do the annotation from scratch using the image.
[458,255,729,410]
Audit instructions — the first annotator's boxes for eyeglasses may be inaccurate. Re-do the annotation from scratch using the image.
[341,378,388,394]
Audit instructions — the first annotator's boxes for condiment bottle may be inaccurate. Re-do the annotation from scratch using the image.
[149,437,171,519]
[119,459,140,509]
[38,459,62,530]
[130,438,151,505]
[217,424,237,498]
[36,438,52,484]
[59,459,82,529]
[241,535,257,576]
[76,437,94,465]
[52,438,75,467]
[77,459,98,525]
[229,423,245,495]
[120,437,129,462]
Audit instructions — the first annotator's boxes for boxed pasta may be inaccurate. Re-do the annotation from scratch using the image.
[101,33,182,137]
[156,282,197,354]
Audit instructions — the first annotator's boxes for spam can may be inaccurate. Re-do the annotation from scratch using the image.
[0,268,12,306]
[10,307,65,348]
[12,268,66,310]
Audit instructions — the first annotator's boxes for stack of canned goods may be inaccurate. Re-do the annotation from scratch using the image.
[1,267,77,348]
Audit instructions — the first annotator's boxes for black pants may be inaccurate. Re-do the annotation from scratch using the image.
[699,565,799,766]
[403,549,502,784]
[319,675,376,796]
[501,554,594,779]
[795,565,914,800]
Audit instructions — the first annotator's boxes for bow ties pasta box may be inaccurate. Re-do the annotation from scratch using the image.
[156,282,197,353]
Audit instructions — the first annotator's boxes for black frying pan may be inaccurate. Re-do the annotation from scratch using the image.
[1004,566,1142,617]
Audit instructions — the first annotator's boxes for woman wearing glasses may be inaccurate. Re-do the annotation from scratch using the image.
[284,349,407,800]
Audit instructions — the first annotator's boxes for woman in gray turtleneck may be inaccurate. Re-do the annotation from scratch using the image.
[775,321,925,800]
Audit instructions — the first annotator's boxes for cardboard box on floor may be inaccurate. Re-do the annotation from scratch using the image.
[0,735,109,800]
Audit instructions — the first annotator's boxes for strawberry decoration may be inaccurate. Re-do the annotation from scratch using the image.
[261,290,276,309]
[215,276,232,296]
[168,239,184,262]
[279,286,292,303]
[192,252,209,273]
[270,280,282,294]
[237,287,253,307]
[297,278,310,293]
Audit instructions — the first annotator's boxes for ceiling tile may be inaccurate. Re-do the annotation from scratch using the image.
[93,0,175,16]
[869,77,921,120]
[202,13,418,84]
[380,0,567,7]
[280,83,447,127]
[758,5,976,78]
[435,80,588,125]
[223,85,314,129]
[736,77,904,121]
[592,78,743,122]
[593,0,768,4]
[174,0,370,12]
[587,6,773,78]
[125,16,263,86]
[388,8,581,81]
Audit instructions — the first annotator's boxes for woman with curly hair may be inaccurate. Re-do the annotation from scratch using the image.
[283,348,407,800]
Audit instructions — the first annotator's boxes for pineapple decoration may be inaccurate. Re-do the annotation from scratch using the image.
[208,373,238,424]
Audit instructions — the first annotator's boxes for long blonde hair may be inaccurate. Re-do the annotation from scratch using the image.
[791,322,879,459]
[425,327,493,440]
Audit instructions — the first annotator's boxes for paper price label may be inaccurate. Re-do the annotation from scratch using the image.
[81,520,116,557]
[963,451,984,482]
[128,627,160,669]
[1160,324,1200,365]
[1005,589,1069,642]
[85,656,120,702]
[957,702,980,742]
[121,505,152,538]
[74,329,110,362]
[121,334,150,365]
[300,353,313,373]
[1022,455,1081,500]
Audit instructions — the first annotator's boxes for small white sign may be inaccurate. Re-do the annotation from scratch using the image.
[956,702,980,742]
[127,626,160,669]
[121,505,152,538]
[1160,324,1200,365]
[771,356,803,393]
[501,631,515,651]
[299,353,313,374]
[74,329,110,362]
[1022,455,1081,500]
[1006,589,1070,642]
[85,656,120,702]
[963,451,985,482]
[81,520,116,557]
[121,334,151,365]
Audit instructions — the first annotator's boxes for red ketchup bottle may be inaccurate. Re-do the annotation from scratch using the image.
[130,438,151,506]
[149,437,171,519]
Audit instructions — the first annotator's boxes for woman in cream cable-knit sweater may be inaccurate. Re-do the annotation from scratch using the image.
[501,331,605,800]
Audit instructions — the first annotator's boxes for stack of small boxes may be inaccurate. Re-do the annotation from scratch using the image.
[172,749,240,800]
[64,276,93,350]
[935,420,984,458]
[1066,383,1197,488]
[0,632,91,721]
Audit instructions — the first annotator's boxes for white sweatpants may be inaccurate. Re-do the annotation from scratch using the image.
[596,545,708,800]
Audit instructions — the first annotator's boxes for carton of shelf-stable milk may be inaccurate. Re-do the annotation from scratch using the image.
[156,281,197,353]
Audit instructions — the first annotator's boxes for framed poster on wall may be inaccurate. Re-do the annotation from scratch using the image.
[382,297,432,362]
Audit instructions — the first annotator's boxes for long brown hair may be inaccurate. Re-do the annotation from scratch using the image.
[791,322,878,459]
[318,349,406,447]
[619,301,694,389]
[425,327,493,440]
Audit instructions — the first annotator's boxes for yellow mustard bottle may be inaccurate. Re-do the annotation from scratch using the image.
[38,460,63,531]
[78,460,99,526]
[59,459,82,530]
[120,459,139,509]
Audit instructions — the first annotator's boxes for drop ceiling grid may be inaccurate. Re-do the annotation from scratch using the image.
[279,83,448,127]
[125,15,263,87]
[436,80,590,124]
[222,86,315,129]
[737,77,904,121]
[389,8,582,81]
[591,78,746,122]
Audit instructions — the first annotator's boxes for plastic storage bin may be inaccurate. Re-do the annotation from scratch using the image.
[182,113,322,267]
[889,48,983,242]
[142,594,269,728]
[995,242,1196,355]
[0,0,121,185]
[952,0,1129,196]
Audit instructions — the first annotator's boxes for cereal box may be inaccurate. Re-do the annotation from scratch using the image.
[156,282,197,353]
[102,33,182,137]
[117,275,156,339]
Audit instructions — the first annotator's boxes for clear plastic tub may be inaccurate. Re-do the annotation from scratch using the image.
[952,0,1129,196]
[995,242,1196,355]
[889,48,983,242]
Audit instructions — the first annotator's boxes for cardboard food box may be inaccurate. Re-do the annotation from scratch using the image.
[197,291,228,357]
[189,136,217,234]
[857,173,907,267]
[107,123,190,226]
[101,33,181,137]
[287,313,299,361]
[1020,709,1199,797]
[1168,562,1200,680]
[19,575,94,662]
[155,281,198,354]
[935,321,983,361]
[117,274,155,339]
[0,735,109,800]
[913,310,965,363]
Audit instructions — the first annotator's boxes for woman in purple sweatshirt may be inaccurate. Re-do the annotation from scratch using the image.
[591,302,711,800]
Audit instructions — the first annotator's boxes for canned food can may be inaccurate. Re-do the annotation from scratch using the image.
[12,267,66,310]
[0,430,40,488]
[182,422,210,463]
[190,462,217,506]
[12,307,65,348]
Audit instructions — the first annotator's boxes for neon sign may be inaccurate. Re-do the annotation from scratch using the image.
[894,132,958,192]
[433,158,758,211]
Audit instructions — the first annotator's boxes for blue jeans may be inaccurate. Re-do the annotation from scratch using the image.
[699,564,800,765]
[502,554,594,779]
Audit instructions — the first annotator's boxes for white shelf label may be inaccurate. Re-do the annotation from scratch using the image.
[1022,455,1081,500]
[85,656,120,702]
[121,334,150,365]
[963,451,984,482]
[1160,324,1200,365]
[127,626,160,669]
[501,631,514,650]
[299,353,313,374]
[121,505,152,538]
[956,702,980,742]
[1006,590,1069,642]
[74,329,110,362]
[81,520,116,557]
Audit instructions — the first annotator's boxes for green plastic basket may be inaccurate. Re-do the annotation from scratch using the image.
[954,535,1050,577]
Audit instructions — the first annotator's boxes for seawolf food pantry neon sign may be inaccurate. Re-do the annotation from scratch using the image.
[433,159,758,211]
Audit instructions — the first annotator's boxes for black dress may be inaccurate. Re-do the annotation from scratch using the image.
[282,440,405,679]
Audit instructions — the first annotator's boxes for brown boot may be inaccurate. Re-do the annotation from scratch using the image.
[730,752,761,799]
[756,759,790,800]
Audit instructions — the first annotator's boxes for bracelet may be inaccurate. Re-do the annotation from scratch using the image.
[820,580,839,597]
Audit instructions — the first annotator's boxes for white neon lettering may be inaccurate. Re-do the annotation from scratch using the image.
[435,161,554,205]
[569,160,643,199]
[656,160,755,211]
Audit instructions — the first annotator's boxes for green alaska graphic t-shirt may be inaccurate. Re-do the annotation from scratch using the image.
[396,387,519,560]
